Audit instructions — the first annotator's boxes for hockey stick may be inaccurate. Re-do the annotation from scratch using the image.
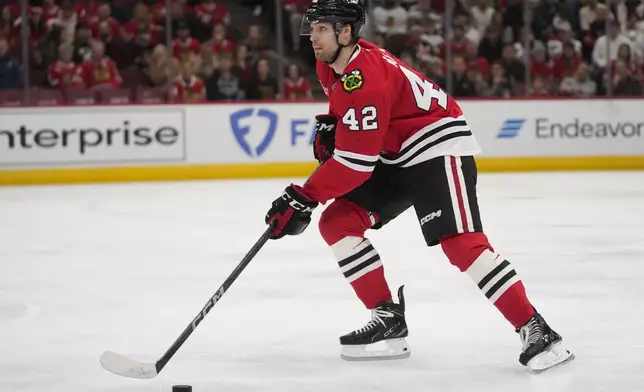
[100,222,275,379]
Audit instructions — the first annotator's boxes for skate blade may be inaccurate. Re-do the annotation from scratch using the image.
[341,338,411,361]
[528,342,575,373]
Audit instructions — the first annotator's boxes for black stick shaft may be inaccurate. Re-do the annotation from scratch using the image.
[155,224,275,373]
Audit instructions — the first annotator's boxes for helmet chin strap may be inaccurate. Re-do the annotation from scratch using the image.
[325,33,346,65]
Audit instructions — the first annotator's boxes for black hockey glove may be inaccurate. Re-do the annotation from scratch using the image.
[313,115,337,163]
[265,184,318,240]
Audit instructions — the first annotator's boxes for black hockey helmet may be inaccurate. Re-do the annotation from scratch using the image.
[300,0,366,39]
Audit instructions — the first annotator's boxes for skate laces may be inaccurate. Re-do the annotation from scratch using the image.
[520,317,543,350]
[355,308,393,334]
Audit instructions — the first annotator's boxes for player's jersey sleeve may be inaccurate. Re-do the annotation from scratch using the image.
[302,66,390,204]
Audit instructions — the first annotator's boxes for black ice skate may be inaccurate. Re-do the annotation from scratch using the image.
[518,312,574,372]
[340,286,410,361]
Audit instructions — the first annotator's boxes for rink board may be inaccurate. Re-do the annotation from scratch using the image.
[1,99,643,185]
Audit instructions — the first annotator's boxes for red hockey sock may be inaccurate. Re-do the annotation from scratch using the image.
[319,199,392,309]
[441,233,535,329]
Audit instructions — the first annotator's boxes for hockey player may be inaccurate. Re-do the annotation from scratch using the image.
[264,0,574,371]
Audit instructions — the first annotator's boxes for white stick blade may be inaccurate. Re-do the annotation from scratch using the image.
[100,351,158,379]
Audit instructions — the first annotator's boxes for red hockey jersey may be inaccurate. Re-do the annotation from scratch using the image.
[172,37,201,63]
[48,60,84,89]
[172,75,206,103]
[301,39,480,204]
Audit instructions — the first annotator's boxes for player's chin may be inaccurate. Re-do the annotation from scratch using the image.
[314,51,330,62]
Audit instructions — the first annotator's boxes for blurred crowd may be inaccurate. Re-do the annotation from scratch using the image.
[0,0,313,104]
[365,0,644,97]
[1,0,643,105]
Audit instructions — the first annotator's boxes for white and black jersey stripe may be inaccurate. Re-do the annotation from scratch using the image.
[379,116,479,168]
[334,149,380,173]
[334,238,383,283]
[467,250,521,303]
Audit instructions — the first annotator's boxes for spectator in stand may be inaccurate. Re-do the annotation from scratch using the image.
[206,52,244,101]
[234,44,252,87]
[611,58,642,95]
[33,23,63,70]
[191,0,228,42]
[484,61,512,97]
[418,19,443,52]
[283,62,312,101]
[0,6,16,49]
[406,0,429,19]
[172,59,206,102]
[502,0,524,43]
[529,76,550,97]
[614,2,639,30]
[42,0,61,23]
[559,61,597,96]
[453,13,480,46]
[172,19,201,65]
[283,0,308,51]
[72,21,93,63]
[246,57,278,100]
[611,43,641,80]
[553,41,582,81]
[530,42,554,86]
[121,2,160,49]
[75,0,100,22]
[580,0,609,35]
[463,40,490,77]
[513,26,535,59]
[489,10,506,35]
[143,44,178,87]
[416,36,439,69]
[547,22,582,60]
[440,24,470,58]
[449,56,477,97]
[425,57,446,88]
[80,40,123,89]
[20,6,48,45]
[585,5,611,60]
[48,43,84,89]
[532,0,574,42]
[167,0,198,40]
[89,2,120,42]
[415,20,442,65]
[478,26,504,64]
[208,22,235,55]
[372,0,409,38]
[624,14,644,58]
[244,24,269,64]
[198,44,218,81]
[470,0,495,38]
[194,0,230,26]
[98,14,131,69]
[48,0,78,45]
[467,65,488,96]
[593,20,632,70]
[0,36,22,90]
[500,43,526,86]
[151,0,166,26]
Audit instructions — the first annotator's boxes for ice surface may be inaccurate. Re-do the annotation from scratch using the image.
[1,172,644,392]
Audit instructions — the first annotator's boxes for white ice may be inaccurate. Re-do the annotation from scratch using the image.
[1,171,644,392]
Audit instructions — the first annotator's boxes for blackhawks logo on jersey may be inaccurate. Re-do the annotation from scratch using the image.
[341,69,364,93]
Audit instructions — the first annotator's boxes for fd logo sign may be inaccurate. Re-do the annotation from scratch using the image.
[230,108,278,158]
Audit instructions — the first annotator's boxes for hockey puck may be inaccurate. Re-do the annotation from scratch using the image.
[172,386,192,392]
